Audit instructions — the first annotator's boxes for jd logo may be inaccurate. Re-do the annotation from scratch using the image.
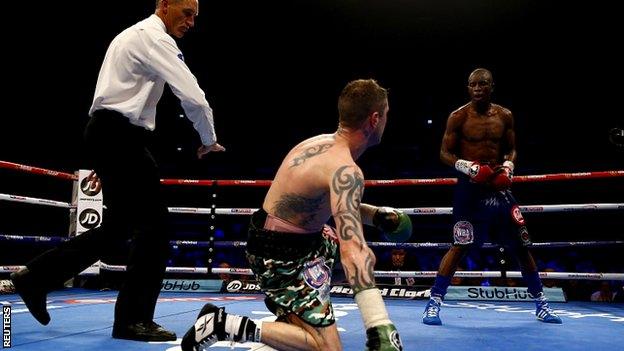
[80,177,102,196]
[226,280,243,292]
[79,209,101,229]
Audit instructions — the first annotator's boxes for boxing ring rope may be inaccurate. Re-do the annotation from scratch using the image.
[1,192,622,215]
[2,160,623,186]
[0,161,79,181]
[208,268,624,281]
[212,204,624,215]
[2,160,624,285]
[2,232,624,279]
[3,234,621,250]
[0,193,75,209]
[1,262,623,280]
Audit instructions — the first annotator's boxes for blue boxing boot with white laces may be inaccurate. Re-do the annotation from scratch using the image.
[422,296,443,325]
[532,292,562,324]
[422,274,451,325]
[522,269,562,324]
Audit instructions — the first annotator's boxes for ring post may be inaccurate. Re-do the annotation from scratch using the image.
[69,170,104,237]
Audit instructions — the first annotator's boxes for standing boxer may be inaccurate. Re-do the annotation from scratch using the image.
[422,68,562,325]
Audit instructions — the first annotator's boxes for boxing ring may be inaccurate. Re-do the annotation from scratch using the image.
[1,160,623,350]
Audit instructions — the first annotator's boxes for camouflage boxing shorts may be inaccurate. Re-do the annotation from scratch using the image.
[246,209,339,327]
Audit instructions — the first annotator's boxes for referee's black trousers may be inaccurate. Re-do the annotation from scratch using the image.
[26,109,171,325]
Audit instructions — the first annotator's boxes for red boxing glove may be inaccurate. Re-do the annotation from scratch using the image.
[490,161,514,191]
[455,159,494,183]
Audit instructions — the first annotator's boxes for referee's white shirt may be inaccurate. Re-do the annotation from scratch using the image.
[89,14,216,146]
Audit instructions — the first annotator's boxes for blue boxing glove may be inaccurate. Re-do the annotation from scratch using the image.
[373,207,412,243]
[366,324,403,351]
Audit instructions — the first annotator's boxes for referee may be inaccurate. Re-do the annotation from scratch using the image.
[11,0,224,342]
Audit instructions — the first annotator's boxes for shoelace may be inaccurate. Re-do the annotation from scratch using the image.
[229,329,235,349]
[425,303,440,318]
[224,314,246,349]
[196,335,218,351]
[531,293,559,320]
[537,298,558,316]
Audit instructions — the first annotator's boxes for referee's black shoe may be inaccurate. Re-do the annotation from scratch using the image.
[112,321,177,342]
[10,268,51,325]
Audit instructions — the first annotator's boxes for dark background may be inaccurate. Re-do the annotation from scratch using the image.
[1,1,622,294]
[1,0,622,177]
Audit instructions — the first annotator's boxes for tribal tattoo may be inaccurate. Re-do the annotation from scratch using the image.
[332,165,364,213]
[334,212,361,247]
[332,166,376,292]
[272,193,326,226]
[332,166,365,247]
[290,143,333,168]
[342,252,376,293]
[289,144,334,168]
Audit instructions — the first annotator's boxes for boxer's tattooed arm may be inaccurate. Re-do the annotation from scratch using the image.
[334,211,361,247]
[290,144,333,168]
[332,165,364,213]
[332,165,375,292]
[272,193,326,226]
[332,166,364,247]
[342,249,376,294]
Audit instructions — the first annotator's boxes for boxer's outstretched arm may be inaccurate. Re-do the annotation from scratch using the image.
[330,165,403,350]
[330,164,375,293]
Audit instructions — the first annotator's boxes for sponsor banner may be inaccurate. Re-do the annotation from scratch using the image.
[222,280,263,294]
[221,281,432,299]
[70,169,103,236]
[218,282,565,302]
[329,284,430,299]
[160,279,222,293]
[445,286,566,302]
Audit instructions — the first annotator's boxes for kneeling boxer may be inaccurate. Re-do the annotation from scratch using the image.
[182,79,408,350]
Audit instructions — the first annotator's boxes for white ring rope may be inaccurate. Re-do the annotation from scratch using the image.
[0,264,209,275]
[213,204,624,215]
[209,268,624,280]
[0,193,74,209]
[3,192,622,215]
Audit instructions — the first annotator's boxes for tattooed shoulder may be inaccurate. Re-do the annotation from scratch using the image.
[290,143,334,168]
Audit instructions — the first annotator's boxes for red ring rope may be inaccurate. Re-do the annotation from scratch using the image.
[2,160,623,186]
